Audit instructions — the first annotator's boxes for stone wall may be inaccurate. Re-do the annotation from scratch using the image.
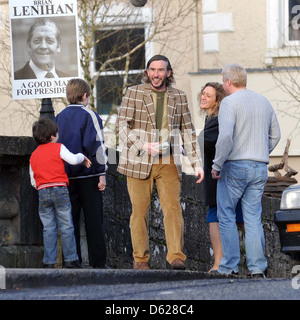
[0,136,43,267]
[0,136,299,277]
[103,163,300,277]
[103,163,211,271]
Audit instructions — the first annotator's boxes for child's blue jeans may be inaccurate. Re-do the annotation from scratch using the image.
[38,187,78,264]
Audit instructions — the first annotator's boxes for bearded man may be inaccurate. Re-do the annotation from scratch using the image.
[116,55,204,270]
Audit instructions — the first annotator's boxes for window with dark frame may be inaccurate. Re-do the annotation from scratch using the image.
[289,0,300,41]
[94,28,145,115]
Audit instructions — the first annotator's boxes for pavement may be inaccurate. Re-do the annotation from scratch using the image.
[3,269,299,301]
[4,268,239,290]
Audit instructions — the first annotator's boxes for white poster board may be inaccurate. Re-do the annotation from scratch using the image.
[9,0,80,100]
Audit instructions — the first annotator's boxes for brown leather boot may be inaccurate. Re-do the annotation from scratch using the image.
[171,259,186,270]
[133,261,150,270]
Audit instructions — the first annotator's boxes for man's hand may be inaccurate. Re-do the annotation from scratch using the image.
[211,169,221,180]
[142,142,160,156]
[195,167,204,183]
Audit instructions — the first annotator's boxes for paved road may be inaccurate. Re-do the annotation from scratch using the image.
[1,277,299,301]
[1,267,300,314]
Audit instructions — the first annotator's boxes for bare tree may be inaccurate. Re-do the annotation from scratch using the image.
[268,3,300,139]
[0,10,41,135]
[78,0,195,110]
[0,0,196,135]
[268,51,300,139]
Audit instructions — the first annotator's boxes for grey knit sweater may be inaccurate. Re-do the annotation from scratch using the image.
[212,89,281,172]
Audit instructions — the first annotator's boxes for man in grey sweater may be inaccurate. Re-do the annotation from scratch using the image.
[211,64,281,277]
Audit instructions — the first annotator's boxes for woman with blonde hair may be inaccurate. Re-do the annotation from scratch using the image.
[198,82,243,273]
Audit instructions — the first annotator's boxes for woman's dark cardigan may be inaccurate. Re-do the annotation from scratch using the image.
[198,116,219,207]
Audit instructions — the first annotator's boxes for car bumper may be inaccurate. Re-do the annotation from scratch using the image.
[275,209,300,253]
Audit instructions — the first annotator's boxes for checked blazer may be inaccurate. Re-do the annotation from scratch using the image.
[116,83,202,180]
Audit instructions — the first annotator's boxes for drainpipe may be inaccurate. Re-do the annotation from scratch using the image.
[193,0,200,72]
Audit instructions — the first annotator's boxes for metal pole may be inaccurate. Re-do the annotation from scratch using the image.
[40,98,55,120]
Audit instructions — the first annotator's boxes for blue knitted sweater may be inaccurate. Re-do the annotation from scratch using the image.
[56,104,107,178]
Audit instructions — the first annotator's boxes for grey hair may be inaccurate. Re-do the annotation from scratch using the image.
[222,63,247,87]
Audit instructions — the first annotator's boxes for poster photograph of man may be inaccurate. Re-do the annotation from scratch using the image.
[9,0,79,100]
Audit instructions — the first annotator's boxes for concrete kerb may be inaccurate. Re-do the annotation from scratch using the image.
[5,269,241,290]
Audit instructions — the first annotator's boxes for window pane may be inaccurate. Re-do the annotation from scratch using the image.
[96,73,142,115]
[289,0,300,41]
[94,28,145,71]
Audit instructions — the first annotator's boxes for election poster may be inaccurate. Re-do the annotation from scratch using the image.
[9,0,80,100]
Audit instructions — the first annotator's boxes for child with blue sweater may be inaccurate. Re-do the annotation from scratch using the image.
[56,78,108,268]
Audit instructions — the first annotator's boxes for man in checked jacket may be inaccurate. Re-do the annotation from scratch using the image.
[117,55,204,270]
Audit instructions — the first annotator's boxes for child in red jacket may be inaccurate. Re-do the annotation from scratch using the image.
[30,118,91,268]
